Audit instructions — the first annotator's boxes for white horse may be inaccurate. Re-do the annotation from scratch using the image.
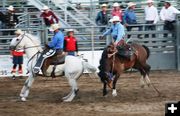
[10,33,97,102]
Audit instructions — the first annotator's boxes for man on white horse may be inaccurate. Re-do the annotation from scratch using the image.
[33,23,64,74]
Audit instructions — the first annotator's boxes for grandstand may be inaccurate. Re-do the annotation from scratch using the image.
[0,0,180,70]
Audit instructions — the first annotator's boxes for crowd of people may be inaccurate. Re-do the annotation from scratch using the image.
[96,0,180,40]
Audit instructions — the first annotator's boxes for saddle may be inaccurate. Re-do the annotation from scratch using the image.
[116,44,135,60]
[33,49,65,75]
[107,44,136,60]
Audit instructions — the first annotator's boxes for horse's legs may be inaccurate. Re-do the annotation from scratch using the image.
[63,71,81,102]
[103,82,108,96]
[112,74,119,97]
[139,68,146,88]
[139,64,151,87]
[143,64,151,86]
[20,73,35,101]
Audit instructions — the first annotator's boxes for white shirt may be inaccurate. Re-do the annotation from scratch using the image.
[160,6,180,21]
[145,5,159,24]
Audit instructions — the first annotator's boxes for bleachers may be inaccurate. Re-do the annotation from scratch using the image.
[0,0,179,55]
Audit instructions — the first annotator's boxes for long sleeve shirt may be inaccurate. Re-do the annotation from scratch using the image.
[103,22,125,44]
[48,31,64,50]
[40,10,59,26]
[123,9,137,24]
[95,11,108,25]
[145,5,159,24]
[160,6,180,21]
[111,9,123,22]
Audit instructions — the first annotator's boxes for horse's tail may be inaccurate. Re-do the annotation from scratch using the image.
[82,61,97,73]
[142,45,150,59]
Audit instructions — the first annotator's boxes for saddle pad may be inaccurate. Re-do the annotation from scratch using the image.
[34,49,56,69]
[50,55,65,65]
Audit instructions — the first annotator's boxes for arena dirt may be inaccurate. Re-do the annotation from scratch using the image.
[0,71,180,116]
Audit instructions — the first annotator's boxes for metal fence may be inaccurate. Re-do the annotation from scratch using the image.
[0,14,180,70]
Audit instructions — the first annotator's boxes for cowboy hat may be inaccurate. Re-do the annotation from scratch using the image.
[66,29,74,32]
[146,0,154,3]
[49,23,60,31]
[127,2,136,8]
[7,5,14,11]
[42,5,49,10]
[101,4,107,7]
[15,29,23,35]
[109,16,120,22]
[113,2,120,7]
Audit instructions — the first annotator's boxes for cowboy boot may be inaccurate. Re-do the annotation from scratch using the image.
[11,68,16,74]
[18,69,23,76]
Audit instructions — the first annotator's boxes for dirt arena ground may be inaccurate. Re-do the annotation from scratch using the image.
[0,71,180,116]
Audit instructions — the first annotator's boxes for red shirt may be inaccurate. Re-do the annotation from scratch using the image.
[40,10,59,26]
[64,36,78,52]
[11,50,24,56]
[111,9,123,22]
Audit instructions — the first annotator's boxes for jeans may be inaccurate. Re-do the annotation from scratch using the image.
[145,21,156,38]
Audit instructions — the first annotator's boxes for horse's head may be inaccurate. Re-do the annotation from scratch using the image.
[9,35,25,51]
[98,45,115,89]
[10,33,42,57]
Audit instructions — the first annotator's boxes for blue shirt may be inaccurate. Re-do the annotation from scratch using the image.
[103,22,125,43]
[48,30,64,49]
[123,9,137,24]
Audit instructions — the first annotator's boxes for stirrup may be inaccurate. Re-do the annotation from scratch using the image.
[33,67,41,74]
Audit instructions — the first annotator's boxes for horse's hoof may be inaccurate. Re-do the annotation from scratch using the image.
[21,97,27,102]
[112,89,117,97]
[20,94,24,97]
[112,93,117,97]
[63,99,72,102]
[12,75,16,80]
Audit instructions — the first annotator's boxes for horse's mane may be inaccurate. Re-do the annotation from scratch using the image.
[25,33,41,46]
[98,47,108,81]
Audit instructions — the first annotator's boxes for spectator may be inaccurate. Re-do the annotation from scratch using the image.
[40,6,59,27]
[144,0,159,38]
[95,4,109,32]
[3,5,18,36]
[160,1,180,37]
[123,2,143,39]
[64,29,78,56]
[10,29,24,76]
[111,2,123,23]
[102,16,125,46]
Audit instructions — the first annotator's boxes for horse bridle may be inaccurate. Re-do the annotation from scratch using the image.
[13,33,42,71]
[14,33,41,50]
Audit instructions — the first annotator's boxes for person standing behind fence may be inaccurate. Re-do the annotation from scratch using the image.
[95,4,109,32]
[160,1,180,37]
[40,6,59,27]
[10,29,24,76]
[64,29,78,56]
[111,2,123,23]
[123,2,143,39]
[3,5,18,36]
[144,0,159,38]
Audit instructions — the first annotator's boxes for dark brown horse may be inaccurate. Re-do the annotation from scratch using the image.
[98,43,153,96]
